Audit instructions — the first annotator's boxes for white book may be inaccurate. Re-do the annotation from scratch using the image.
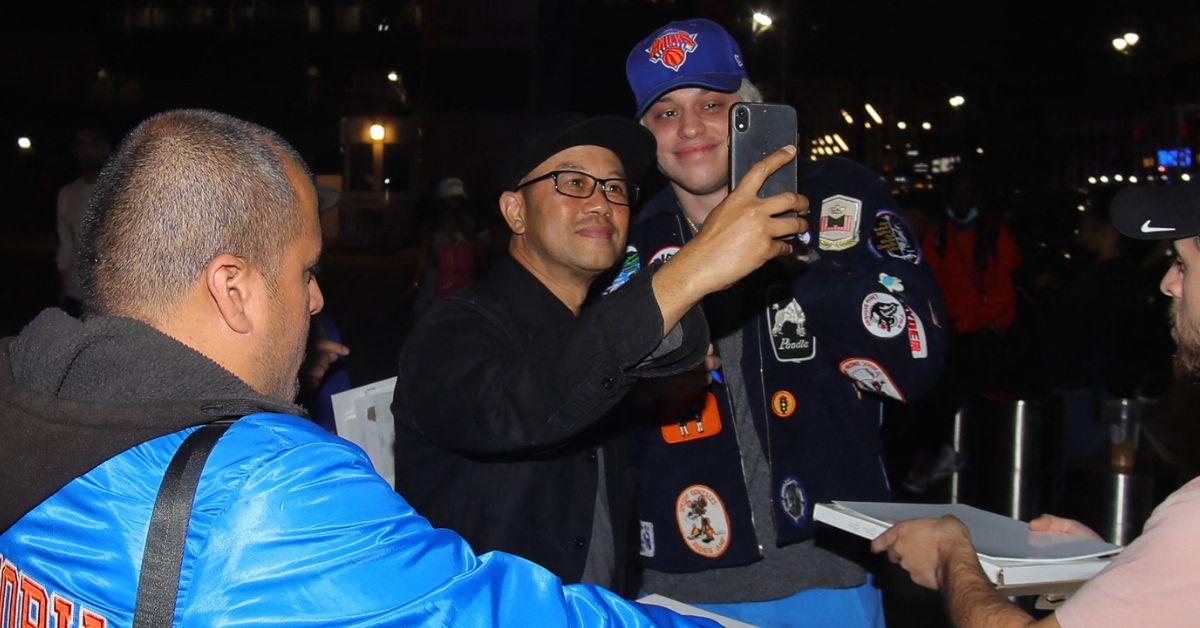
[814,501,1121,588]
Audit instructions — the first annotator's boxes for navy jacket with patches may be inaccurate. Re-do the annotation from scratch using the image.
[626,157,947,573]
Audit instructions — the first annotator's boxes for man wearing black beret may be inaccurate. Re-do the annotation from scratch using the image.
[393,114,806,593]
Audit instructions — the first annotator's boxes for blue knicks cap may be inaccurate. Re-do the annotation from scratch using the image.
[626,18,749,119]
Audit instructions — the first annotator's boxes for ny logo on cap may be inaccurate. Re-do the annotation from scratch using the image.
[646,30,698,72]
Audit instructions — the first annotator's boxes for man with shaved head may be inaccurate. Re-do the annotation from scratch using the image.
[0,109,731,625]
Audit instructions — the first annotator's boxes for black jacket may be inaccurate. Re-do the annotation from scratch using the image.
[392,255,706,594]
[629,158,948,572]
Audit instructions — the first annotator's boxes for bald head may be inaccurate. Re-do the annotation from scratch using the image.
[80,109,310,321]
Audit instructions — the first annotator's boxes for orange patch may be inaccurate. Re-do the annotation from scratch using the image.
[771,390,797,418]
[661,392,723,444]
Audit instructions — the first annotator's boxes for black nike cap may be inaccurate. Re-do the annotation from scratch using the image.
[1112,183,1200,240]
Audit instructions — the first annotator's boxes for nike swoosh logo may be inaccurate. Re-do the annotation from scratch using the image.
[1141,220,1176,233]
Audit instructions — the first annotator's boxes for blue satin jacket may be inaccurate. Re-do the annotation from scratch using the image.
[0,413,709,627]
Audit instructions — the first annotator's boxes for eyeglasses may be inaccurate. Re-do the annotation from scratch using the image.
[515,170,639,206]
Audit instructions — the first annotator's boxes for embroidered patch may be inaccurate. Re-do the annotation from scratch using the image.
[675,484,731,558]
[771,390,797,419]
[646,30,699,72]
[861,292,906,338]
[766,286,817,363]
[878,273,904,293]
[904,305,928,359]
[661,392,723,444]
[649,245,681,266]
[779,476,808,526]
[839,357,905,401]
[603,245,641,295]
[818,195,862,251]
[868,209,922,264]
[640,520,656,557]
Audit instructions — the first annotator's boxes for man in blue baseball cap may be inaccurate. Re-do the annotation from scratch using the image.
[618,18,948,626]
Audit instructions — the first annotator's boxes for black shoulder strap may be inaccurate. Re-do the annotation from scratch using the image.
[133,420,234,628]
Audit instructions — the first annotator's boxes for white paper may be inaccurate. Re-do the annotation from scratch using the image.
[832,501,1122,562]
[331,377,397,489]
[636,594,754,628]
[814,501,1121,589]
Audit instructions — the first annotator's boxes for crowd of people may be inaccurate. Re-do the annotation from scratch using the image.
[1,15,1196,628]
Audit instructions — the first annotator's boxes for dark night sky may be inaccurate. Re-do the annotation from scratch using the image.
[3,0,1199,232]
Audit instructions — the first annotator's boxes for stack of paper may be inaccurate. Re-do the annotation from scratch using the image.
[814,501,1122,587]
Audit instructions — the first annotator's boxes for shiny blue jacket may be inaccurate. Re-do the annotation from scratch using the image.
[0,412,707,627]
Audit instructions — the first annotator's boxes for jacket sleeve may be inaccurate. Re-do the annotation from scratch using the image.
[182,428,714,627]
[795,160,948,402]
[394,265,708,455]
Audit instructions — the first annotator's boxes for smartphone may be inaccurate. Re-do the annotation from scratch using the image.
[729,102,798,201]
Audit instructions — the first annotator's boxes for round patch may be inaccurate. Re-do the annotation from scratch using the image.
[868,209,922,264]
[771,390,797,418]
[861,292,906,338]
[779,476,808,526]
[649,245,681,266]
[674,484,731,558]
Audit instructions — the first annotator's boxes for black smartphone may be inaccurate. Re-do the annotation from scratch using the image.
[729,102,798,200]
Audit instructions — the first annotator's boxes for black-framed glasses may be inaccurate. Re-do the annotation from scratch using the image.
[515,170,639,206]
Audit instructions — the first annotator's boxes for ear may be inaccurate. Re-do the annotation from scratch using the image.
[499,191,527,235]
[204,253,262,335]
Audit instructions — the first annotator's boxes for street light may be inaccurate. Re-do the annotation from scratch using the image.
[896,121,907,130]
[1112,37,1128,52]
[1123,32,1140,46]
[1088,176,1098,184]
[752,11,773,28]
[16,137,31,150]
[1130,176,1139,183]
[864,103,883,125]
[369,124,385,142]
[949,95,965,108]
[921,121,932,131]
[1099,175,1110,183]
[387,71,399,83]
[1184,173,1193,182]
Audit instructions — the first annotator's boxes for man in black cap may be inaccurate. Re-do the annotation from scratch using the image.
[392,114,805,594]
[870,183,1200,627]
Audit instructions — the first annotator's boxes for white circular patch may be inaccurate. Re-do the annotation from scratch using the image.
[674,484,731,559]
[649,246,681,266]
[861,292,906,338]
